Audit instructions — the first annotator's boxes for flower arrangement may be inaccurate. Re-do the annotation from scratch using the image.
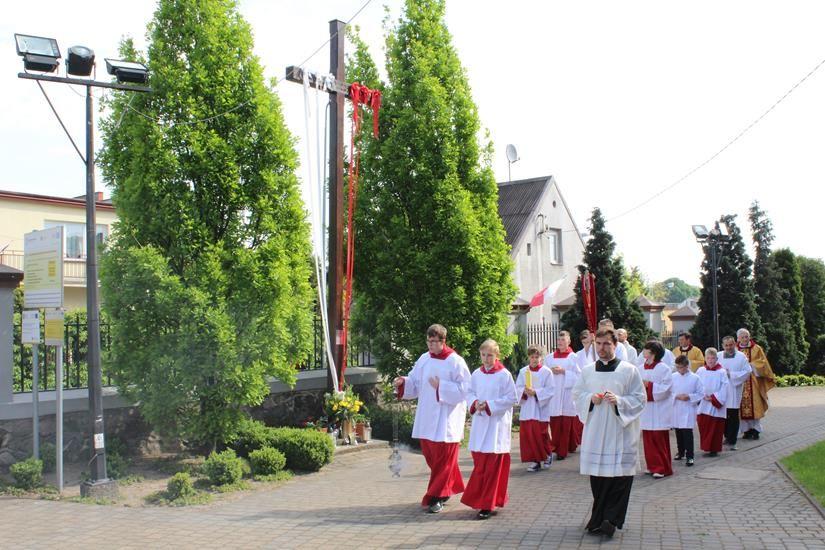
[324,387,364,424]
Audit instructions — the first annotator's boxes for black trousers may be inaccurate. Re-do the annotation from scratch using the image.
[587,475,634,530]
[725,408,740,445]
[674,428,695,459]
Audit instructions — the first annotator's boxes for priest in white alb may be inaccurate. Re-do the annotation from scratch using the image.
[461,339,518,520]
[573,328,646,538]
[394,324,472,514]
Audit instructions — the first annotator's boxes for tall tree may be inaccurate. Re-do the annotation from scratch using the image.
[98,0,314,446]
[749,200,784,357]
[623,265,649,302]
[797,256,825,374]
[692,215,763,348]
[767,249,809,374]
[648,277,700,304]
[348,0,516,379]
[561,208,651,348]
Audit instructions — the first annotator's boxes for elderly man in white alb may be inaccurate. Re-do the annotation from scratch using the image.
[394,324,472,514]
[572,328,646,538]
[717,336,752,450]
[616,328,638,364]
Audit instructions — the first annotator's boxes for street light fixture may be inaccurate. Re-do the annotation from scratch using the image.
[693,219,731,348]
[16,33,151,499]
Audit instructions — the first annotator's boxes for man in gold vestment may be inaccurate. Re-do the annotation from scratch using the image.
[737,328,775,440]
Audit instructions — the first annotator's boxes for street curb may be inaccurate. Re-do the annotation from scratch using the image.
[334,439,390,456]
[775,460,825,521]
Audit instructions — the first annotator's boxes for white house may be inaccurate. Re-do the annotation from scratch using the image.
[497,176,585,327]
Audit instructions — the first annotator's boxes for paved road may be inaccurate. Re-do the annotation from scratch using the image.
[2,387,824,549]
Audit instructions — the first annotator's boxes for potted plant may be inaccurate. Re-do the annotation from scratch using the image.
[353,412,371,443]
[324,387,365,444]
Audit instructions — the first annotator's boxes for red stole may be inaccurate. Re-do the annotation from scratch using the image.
[644,361,659,401]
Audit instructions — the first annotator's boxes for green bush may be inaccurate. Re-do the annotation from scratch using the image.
[10,458,43,490]
[269,428,334,472]
[249,447,287,476]
[106,451,129,480]
[230,417,278,458]
[166,472,197,500]
[202,449,244,486]
[776,374,825,387]
[370,405,418,449]
[40,443,56,473]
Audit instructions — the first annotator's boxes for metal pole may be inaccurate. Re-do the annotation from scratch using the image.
[84,84,108,484]
[32,343,39,459]
[56,344,63,492]
[711,241,720,348]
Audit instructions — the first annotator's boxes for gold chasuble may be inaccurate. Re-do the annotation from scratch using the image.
[672,345,705,372]
[739,342,775,420]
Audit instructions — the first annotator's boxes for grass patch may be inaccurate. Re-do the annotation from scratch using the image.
[781,440,825,507]
[253,470,293,483]
[210,480,251,493]
[0,483,59,498]
[117,474,145,487]
[68,496,117,506]
[145,489,213,507]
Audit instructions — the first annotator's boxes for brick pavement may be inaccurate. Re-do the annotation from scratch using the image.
[1,387,824,549]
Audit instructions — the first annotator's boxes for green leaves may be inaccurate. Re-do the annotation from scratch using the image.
[98,0,313,446]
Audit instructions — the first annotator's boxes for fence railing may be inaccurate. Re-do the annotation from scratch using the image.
[659,330,679,351]
[12,314,374,394]
[525,321,561,354]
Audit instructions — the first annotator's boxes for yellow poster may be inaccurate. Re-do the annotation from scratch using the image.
[45,309,64,346]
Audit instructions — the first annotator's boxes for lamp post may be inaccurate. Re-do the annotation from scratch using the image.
[15,34,150,499]
[692,221,731,348]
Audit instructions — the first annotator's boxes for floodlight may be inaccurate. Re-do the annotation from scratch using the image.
[717,220,731,239]
[105,58,148,84]
[15,33,61,73]
[66,46,95,77]
[691,225,709,240]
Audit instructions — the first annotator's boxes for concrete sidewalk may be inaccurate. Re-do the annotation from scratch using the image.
[1,387,824,549]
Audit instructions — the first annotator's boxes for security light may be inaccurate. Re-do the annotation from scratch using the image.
[15,33,61,73]
[691,225,709,240]
[717,220,731,239]
[67,46,95,77]
[105,58,148,84]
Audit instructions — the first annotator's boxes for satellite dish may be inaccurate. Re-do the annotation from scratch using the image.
[505,144,519,163]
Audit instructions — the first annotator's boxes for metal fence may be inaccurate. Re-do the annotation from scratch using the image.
[525,321,561,354]
[659,330,679,350]
[13,313,374,393]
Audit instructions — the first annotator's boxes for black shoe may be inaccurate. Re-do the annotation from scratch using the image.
[586,527,602,535]
[477,509,491,520]
[600,520,616,538]
[686,458,695,466]
[555,455,566,461]
[674,454,684,460]
[752,432,760,440]
[439,496,450,504]
[428,501,443,514]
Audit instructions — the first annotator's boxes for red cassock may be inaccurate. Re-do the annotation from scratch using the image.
[571,416,583,449]
[460,452,510,510]
[419,439,465,506]
[519,420,552,463]
[550,416,575,457]
[642,430,673,476]
[697,414,725,452]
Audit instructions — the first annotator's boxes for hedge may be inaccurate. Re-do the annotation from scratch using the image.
[202,449,244,486]
[249,447,287,476]
[370,405,418,449]
[228,419,333,472]
[775,374,825,387]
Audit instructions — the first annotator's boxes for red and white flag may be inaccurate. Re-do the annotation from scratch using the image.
[529,276,566,308]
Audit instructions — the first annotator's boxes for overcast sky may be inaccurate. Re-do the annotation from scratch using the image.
[3,1,824,286]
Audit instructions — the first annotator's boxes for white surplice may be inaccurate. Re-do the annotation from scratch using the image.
[515,365,554,421]
[400,349,471,443]
[637,361,673,430]
[717,351,752,408]
[576,346,596,369]
[671,370,704,429]
[544,350,581,417]
[466,366,518,453]
[572,359,647,477]
[695,366,729,419]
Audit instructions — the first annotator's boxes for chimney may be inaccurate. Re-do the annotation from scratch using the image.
[96,191,104,201]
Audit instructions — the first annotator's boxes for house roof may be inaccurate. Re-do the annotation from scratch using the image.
[636,295,665,310]
[554,294,576,308]
[0,263,24,285]
[0,189,115,211]
[497,176,551,247]
[669,304,699,319]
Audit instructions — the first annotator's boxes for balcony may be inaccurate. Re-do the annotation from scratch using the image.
[0,250,88,287]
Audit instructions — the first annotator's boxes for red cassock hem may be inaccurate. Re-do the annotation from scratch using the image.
[519,420,552,463]
[460,452,510,510]
[697,414,725,452]
[642,429,673,476]
[549,416,574,457]
[419,439,465,506]
[572,416,583,448]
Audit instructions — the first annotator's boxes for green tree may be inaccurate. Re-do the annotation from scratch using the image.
[648,277,700,304]
[623,265,648,302]
[797,256,825,374]
[561,208,651,348]
[749,200,784,358]
[98,0,314,447]
[692,216,763,348]
[768,249,808,374]
[347,0,516,379]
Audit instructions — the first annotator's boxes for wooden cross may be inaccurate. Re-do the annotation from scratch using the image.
[285,20,352,390]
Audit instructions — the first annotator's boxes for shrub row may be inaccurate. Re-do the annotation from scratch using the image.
[775,374,825,387]
[369,405,418,449]
[229,418,334,472]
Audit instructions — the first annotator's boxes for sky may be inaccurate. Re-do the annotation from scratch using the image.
[2,1,824,286]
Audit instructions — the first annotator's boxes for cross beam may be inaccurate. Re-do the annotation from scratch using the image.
[284,66,351,98]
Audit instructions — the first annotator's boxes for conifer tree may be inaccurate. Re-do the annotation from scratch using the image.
[797,256,825,374]
[98,0,314,446]
[769,249,808,374]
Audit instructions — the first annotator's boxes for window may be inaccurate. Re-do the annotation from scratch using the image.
[526,242,532,256]
[44,221,109,258]
[546,228,562,264]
